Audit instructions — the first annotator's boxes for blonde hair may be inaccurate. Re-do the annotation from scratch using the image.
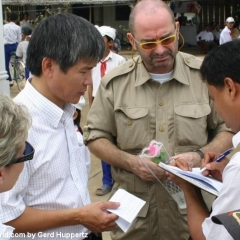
[0,94,31,167]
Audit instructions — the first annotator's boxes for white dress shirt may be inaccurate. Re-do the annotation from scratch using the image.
[74,125,91,176]
[212,29,222,41]
[220,26,232,45]
[16,41,29,64]
[3,22,21,45]
[197,31,214,42]
[0,223,14,239]
[91,50,126,97]
[20,20,31,28]
[202,131,240,240]
[0,81,91,240]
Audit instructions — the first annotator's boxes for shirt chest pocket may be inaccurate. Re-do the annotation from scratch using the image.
[174,103,211,148]
[114,107,149,150]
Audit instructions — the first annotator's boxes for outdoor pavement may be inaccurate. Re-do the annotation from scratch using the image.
[9,45,205,240]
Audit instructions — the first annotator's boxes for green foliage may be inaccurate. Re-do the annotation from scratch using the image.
[118,24,130,45]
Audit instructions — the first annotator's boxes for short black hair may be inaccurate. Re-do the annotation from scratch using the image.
[105,35,113,42]
[26,13,105,76]
[9,12,18,21]
[22,26,32,35]
[200,40,240,88]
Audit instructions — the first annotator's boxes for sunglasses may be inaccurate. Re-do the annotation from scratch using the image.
[131,32,177,50]
[6,141,35,166]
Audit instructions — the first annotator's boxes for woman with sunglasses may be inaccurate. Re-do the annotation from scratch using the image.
[0,94,33,239]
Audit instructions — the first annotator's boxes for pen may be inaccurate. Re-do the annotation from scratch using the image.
[200,148,233,173]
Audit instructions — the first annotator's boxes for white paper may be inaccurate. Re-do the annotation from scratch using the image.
[159,163,223,195]
[107,189,146,232]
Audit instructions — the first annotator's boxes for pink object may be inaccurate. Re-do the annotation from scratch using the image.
[148,144,161,157]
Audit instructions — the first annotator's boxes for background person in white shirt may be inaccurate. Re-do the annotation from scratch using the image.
[0,13,119,240]
[212,23,222,45]
[197,24,217,53]
[88,26,126,196]
[0,94,33,240]
[20,12,31,29]
[16,25,32,79]
[220,17,235,45]
[167,40,240,240]
[3,12,21,86]
[73,96,91,176]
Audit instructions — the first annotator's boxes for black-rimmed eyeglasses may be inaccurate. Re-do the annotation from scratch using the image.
[6,141,35,166]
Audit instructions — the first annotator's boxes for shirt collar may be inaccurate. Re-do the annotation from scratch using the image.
[102,50,113,62]
[23,80,75,128]
[134,53,189,87]
[232,131,240,148]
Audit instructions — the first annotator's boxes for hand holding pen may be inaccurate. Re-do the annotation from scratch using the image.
[200,148,233,174]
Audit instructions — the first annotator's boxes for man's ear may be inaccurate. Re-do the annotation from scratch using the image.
[224,77,238,100]
[0,168,5,186]
[126,33,137,50]
[42,57,55,78]
[175,21,180,39]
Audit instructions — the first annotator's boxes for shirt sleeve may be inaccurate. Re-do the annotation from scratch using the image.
[17,27,21,43]
[0,164,29,223]
[202,153,240,240]
[84,82,116,144]
[16,43,23,58]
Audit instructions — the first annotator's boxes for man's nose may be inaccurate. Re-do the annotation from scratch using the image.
[154,42,166,53]
[85,71,92,85]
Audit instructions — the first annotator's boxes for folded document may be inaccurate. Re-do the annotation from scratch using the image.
[159,162,223,196]
[107,189,146,233]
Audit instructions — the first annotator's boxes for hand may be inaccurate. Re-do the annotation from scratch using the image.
[201,151,229,181]
[165,172,192,190]
[79,201,120,232]
[131,156,166,181]
[171,152,201,170]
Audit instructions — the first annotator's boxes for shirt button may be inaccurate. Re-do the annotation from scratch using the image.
[160,203,167,209]
[159,126,165,132]
[126,119,132,125]
[83,132,89,138]
[186,58,190,63]
[158,100,164,106]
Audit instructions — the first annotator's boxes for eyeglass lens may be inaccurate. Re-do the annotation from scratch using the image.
[141,35,176,50]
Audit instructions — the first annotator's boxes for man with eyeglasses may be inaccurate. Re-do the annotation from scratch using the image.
[84,1,233,240]
[0,14,120,240]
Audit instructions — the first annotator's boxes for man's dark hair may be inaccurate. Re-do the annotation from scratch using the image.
[105,35,113,42]
[26,13,105,76]
[200,40,240,88]
[9,12,18,21]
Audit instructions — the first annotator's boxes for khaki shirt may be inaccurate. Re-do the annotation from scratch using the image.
[84,52,229,240]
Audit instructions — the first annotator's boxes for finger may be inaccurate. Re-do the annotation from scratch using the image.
[206,162,226,171]
[202,152,219,165]
[102,201,120,210]
[175,159,190,171]
[169,158,176,166]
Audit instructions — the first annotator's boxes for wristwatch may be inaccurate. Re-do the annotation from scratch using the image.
[193,149,204,159]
